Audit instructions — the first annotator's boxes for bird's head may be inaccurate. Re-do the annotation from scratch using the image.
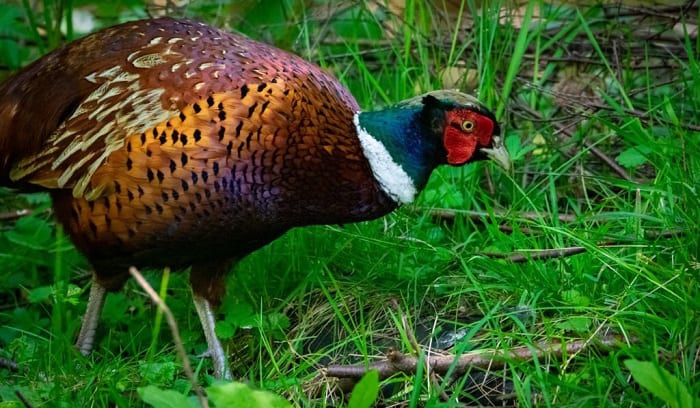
[355,90,510,204]
[413,90,510,171]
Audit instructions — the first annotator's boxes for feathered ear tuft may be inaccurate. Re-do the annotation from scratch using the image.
[422,94,441,108]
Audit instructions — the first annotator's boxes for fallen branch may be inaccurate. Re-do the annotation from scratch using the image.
[485,228,684,263]
[129,267,208,408]
[485,246,590,262]
[389,299,450,400]
[325,335,624,379]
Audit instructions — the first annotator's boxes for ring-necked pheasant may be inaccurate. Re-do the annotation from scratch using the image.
[0,17,509,379]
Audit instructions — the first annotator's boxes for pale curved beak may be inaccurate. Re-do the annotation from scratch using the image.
[479,136,511,171]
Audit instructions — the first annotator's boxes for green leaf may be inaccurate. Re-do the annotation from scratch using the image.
[27,286,53,303]
[555,316,591,332]
[264,312,291,340]
[505,133,522,154]
[4,216,53,250]
[561,289,590,309]
[64,284,83,305]
[505,133,536,160]
[137,385,198,408]
[221,298,259,328]
[624,359,696,408]
[101,292,131,326]
[207,382,292,408]
[434,247,453,261]
[215,320,236,340]
[348,370,380,408]
[616,145,652,168]
[139,361,176,384]
[265,312,290,331]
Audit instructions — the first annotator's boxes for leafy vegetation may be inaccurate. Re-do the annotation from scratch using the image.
[1,0,698,407]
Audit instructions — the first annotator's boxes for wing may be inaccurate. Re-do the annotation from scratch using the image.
[0,18,358,201]
[2,19,210,199]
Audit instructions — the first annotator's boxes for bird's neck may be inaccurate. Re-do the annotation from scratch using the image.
[354,108,440,205]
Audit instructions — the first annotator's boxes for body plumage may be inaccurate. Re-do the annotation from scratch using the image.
[0,17,508,378]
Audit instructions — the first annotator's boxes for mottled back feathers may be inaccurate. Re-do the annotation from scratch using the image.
[1,18,360,200]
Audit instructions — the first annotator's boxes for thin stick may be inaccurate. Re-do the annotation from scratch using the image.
[485,233,681,263]
[485,246,589,262]
[14,390,33,408]
[326,335,625,379]
[0,209,31,221]
[129,267,209,408]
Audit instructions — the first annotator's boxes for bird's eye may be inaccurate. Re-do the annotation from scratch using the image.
[461,120,474,132]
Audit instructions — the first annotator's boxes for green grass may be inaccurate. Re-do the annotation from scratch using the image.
[1,0,699,407]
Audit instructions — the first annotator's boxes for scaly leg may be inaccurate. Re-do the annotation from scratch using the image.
[76,281,107,355]
[193,294,231,379]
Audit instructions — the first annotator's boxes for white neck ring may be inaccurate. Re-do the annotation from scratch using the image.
[354,113,417,204]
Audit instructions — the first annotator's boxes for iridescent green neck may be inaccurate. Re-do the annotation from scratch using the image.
[353,106,440,204]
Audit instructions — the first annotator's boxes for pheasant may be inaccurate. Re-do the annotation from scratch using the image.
[0,17,509,379]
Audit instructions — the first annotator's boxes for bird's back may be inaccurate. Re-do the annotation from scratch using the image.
[0,18,395,275]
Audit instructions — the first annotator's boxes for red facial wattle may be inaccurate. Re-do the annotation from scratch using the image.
[444,126,477,165]
[443,110,495,165]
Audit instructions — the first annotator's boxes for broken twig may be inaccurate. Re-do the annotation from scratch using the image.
[326,335,624,379]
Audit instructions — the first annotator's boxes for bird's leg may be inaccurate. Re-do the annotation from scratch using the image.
[75,281,107,355]
[192,294,231,379]
[190,260,232,379]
